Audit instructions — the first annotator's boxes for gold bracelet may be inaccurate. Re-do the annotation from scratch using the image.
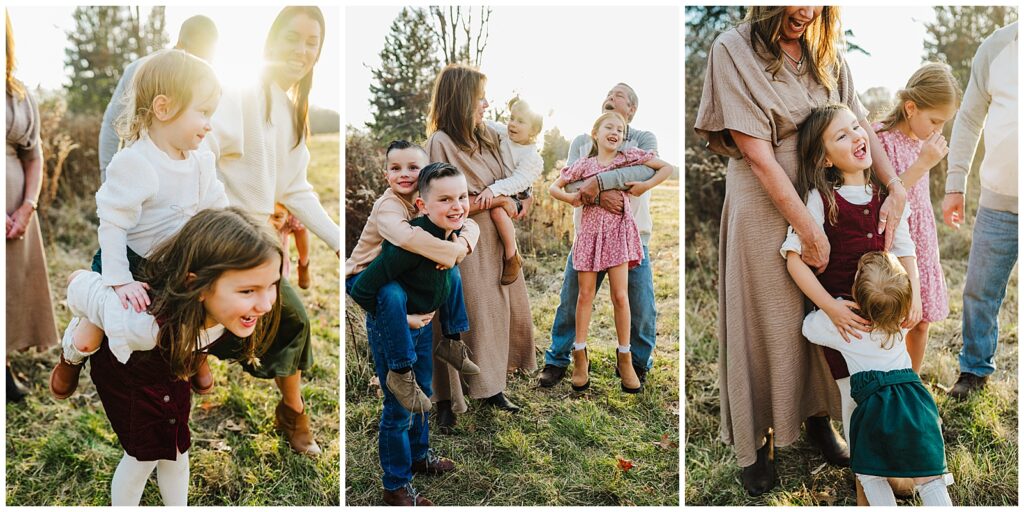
[885,176,904,190]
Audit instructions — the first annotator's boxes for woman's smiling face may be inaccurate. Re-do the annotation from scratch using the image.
[780,6,823,41]
[267,12,322,88]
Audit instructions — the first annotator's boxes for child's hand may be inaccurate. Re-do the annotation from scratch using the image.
[407,312,435,329]
[568,191,584,208]
[114,281,151,312]
[475,188,495,209]
[903,291,923,329]
[823,298,870,343]
[915,131,949,171]
[625,181,652,197]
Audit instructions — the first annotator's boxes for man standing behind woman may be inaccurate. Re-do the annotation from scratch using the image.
[425,63,536,430]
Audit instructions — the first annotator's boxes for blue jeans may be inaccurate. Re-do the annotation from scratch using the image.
[545,245,656,369]
[366,313,434,490]
[959,206,1018,377]
[346,267,469,370]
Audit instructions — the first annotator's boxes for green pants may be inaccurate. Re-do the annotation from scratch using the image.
[92,248,313,378]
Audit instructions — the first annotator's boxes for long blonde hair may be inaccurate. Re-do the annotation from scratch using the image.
[587,111,627,158]
[6,10,25,100]
[141,207,283,380]
[116,49,220,143]
[743,6,842,92]
[878,62,961,132]
[796,103,885,226]
[262,6,325,150]
[426,63,498,153]
[852,252,912,349]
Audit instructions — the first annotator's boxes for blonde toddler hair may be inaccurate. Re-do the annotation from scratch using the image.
[852,251,912,349]
[508,96,543,144]
[117,48,221,143]
[878,62,961,132]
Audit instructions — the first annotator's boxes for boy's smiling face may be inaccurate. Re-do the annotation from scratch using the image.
[385,147,428,197]
[416,174,469,233]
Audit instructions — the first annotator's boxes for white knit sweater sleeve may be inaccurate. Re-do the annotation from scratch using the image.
[279,148,341,252]
[96,148,158,286]
[488,147,543,197]
[197,150,229,209]
[206,89,245,162]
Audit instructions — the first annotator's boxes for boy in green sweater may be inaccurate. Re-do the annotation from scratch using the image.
[349,162,470,506]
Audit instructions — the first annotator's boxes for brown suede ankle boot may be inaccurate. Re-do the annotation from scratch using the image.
[617,350,642,393]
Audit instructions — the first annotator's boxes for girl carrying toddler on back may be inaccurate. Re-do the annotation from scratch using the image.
[49,48,228,400]
[549,111,674,394]
[873,62,960,372]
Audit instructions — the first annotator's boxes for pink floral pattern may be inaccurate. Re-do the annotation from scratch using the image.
[874,123,950,322]
[561,147,653,272]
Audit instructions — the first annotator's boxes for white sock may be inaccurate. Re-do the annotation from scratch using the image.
[856,474,896,506]
[156,450,190,506]
[617,345,630,353]
[61,317,99,364]
[835,377,855,446]
[111,452,157,505]
[572,342,586,351]
[916,478,952,506]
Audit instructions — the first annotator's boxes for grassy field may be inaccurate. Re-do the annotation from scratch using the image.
[5,133,341,506]
[344,182,680,506]
[684,172,1018,505]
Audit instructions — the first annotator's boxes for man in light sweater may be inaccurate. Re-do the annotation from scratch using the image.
[538,83,661,387]
[98,15,218,181]
[941,21,1018,399]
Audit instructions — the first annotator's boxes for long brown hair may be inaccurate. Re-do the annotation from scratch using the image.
[6,10,25,100]
[141,207,283,380]
[426,63,499,153]
[797,103,885,225]
[262,6,325,150]
[744,6,841,92]
[852,251,912,349]
[878,62,961,132]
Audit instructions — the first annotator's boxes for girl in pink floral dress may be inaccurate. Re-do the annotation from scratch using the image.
[874,62,961,372]
[549,111,674,393]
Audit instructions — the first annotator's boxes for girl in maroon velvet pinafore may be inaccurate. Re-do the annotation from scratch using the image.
[62,208,284,505]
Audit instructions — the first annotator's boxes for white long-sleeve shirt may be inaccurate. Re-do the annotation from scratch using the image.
[96,136,228,286]
[66,271,224,364]
[780,186,915,259]
[802,306,913,374]
[207,83,340,252]
[484,120,543,197]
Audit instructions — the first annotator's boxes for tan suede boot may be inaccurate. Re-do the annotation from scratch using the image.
[297,258,311,290]
[500,252,522,285]
[570,348,590,391]
[275,401,322,456]
[385,370,432,413]
[617,350,642,393]
[434,339,480,375]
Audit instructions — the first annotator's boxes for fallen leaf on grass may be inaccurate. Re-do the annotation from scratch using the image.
[653,433,677,450]
[617,457,635,471]
[812,491,836,505]
[810,462,827,475]
[199,401,220,411]
[217,419,246,432]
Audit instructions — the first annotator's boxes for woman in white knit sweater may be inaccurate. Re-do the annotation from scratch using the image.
[206,6,338,456]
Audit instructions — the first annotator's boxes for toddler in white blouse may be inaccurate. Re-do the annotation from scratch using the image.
[50,49,228,399]
[480,97,544,285]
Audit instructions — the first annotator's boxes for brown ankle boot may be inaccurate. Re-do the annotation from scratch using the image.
[50,352,83,400]
[500,252,522,285]
[191,354,213,395]
[297,258,311,290]
[383,484,433,506]
[571,348,590,391]
[275,401,322,456]
[617,350,642,393]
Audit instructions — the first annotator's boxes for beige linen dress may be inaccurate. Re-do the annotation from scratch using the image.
[6,90,58,353]
[427,128,536,413]
[694,23,865,466]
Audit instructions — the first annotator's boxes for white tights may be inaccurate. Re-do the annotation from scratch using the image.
[857,474,952,506]
[110,450,189,505]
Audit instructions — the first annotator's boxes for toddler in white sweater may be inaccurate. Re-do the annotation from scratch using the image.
[50,49,228,399]
[480,97,544,284]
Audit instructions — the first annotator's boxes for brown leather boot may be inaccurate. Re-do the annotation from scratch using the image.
[275,401,322,456]
[616,350,642,393]
[297,258,311,290]
[500,252,522,285]
[383,484,433,506]
[411,450,456,475]
[191,354,213,395]
[571,347,590,391]
[50,352,83,400]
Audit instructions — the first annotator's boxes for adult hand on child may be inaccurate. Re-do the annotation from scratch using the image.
[800,227,831,274]
[941,193,965,229]
[514,196,534,220]
[577,176,600,205]
[114,281,151,312]
[475,188,495,209]
[597,190,625,215]
[878,183,907,250]
[499,197,518,217]
[823,298,870,343]
[915,131,949,170]
[407,312,435,329]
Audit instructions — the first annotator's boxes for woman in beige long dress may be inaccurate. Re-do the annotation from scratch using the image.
[694,6,908,496]
[425,63,535,427]
[6,13,59,402]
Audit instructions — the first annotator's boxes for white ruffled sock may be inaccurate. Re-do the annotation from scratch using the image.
[856,474,896,506]
[916,477,952,506]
